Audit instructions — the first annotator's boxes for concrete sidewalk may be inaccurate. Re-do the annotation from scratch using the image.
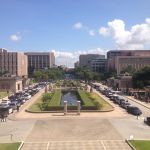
[126,96,150,110]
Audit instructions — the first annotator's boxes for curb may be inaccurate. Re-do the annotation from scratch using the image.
[18,141,24,150]
[25,108,114,113]
[126,139,136,150]
[127,96,150,110]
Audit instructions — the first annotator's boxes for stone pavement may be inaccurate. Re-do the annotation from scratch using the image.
[21,140,131,150]
[20,118,132,149]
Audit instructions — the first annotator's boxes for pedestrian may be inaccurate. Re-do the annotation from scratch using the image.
[1,114,4,122]
[17,105,19,112]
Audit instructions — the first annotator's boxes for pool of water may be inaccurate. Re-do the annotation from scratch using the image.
[61,91,80,106]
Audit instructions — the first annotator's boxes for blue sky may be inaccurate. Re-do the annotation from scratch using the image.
[0,0,150,67]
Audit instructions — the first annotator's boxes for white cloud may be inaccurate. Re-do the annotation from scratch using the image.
[51,48,107,68]
[89,30,95,36]
[99,18,150,49]
[99,27,110,37]
[73,22,97,36]
[10,33,22,41]
[73,22,83,30]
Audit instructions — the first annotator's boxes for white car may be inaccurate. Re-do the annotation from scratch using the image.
[1,100,11,105]
[24,93,31,100]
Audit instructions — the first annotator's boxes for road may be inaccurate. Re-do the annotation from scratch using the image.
[124,96,150,117]
[93,82,150,118]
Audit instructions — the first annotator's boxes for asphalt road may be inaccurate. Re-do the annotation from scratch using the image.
[124,96,150,117]
[94,82,150,118]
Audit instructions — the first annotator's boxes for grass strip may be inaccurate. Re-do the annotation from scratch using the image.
[0,92,8,99]
[48,89,62,106]
[77,89,95,106]
[0,142,21,150]
[129,140,150,150]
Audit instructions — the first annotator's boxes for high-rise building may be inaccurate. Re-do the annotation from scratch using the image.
[0,48,28,77]
[90,57,107,72]
[107,50,150,74]
[25,52,55,72]
[74,61,79,68]
[79,54,105,68]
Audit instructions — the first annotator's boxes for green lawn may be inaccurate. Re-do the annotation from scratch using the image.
[129,140,150,150]
[89,92,114,111]
[48,90,61,106]
[78,89,95,106]
[0,92,8,99]
[78,89,113,111]
[28,90,61,112]
[0,142,21,150]
[28,95,43,111]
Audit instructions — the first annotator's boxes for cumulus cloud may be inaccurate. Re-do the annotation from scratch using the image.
[89,30,96,36]
[73,22,97,36]
[10,32,22,41]
[73,22,83,30]
[51,48,106,67]
[99,18,150,49]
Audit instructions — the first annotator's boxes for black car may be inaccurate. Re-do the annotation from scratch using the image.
[127,106,142,116]
[144,117,150,126]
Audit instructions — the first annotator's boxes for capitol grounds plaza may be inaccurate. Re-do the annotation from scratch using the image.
[0,82,150,150]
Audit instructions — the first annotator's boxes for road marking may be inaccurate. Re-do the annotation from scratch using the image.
[46,142,49,150]
[100,141,106,150]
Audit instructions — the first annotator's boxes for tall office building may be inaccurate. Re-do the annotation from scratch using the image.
[90,57,107,72]
[79,54,105,68]
[25,52,55,71]
[107,50,150,74]
[0,48,28,77]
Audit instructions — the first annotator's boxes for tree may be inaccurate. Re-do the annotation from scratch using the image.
[74,67,94,82]
[121,65,136,75]
[132,66,150,89]
[33,70,43,81]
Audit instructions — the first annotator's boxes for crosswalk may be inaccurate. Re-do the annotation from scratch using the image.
[21,140,131,150]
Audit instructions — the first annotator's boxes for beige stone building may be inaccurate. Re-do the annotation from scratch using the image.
[0,48,28,93]
[107,75,132,93]
[0,48,28,77]
[0,77,23,93]
[107,50,150,74]
[25,52,55,71]
[116,56,150,74]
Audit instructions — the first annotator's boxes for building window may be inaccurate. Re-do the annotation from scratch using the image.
[18,84,20,90]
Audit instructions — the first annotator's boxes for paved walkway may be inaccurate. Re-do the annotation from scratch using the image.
[126,96,150,110]
[21,140,131,150]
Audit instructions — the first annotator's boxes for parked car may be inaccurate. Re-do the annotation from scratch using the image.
[18,97,26,104]
[9,102,18,110]
[1,99,11,105]
[118,98,126,105]
[0,104,13,114]
[121,101,131,109]
[24,93,31,100]
[127,106,142,116]
[144,117,150,126]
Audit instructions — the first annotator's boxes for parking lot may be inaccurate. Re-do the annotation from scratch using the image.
[0,82,48,120]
